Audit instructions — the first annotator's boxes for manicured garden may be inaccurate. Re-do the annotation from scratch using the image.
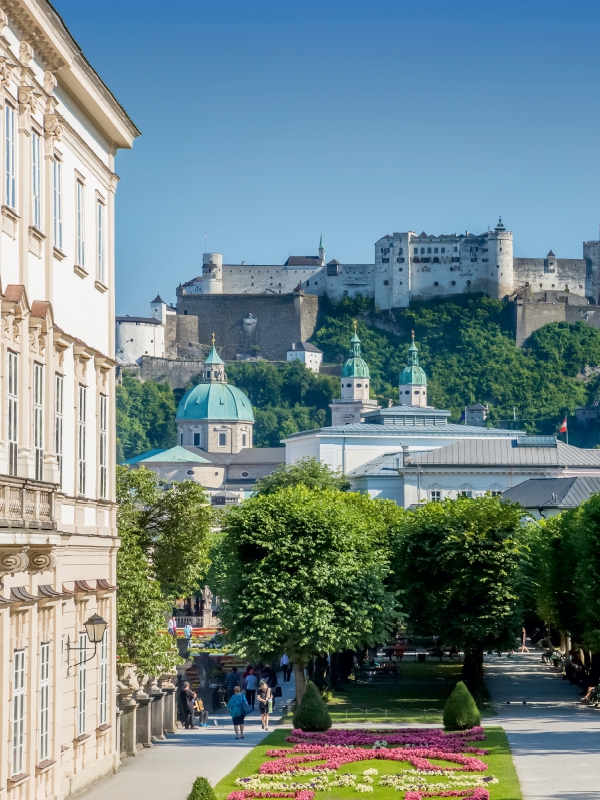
[213,727,522,800]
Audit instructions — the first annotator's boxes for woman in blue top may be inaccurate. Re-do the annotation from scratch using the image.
[227,686,247,739]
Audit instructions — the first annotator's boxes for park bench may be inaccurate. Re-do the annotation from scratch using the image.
[352,664,400,685]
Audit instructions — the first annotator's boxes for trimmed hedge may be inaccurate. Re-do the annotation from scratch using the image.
[188,777,217,800]
[292,680,332,731]
[443,681,481,730]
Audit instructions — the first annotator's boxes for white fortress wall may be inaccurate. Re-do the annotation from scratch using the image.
[513,256,588,297]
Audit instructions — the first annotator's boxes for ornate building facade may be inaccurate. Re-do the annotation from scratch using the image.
[0,3,139,798]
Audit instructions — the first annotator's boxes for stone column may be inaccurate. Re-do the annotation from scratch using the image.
[119,698,138,757]
[135,688,153,748]
[160,675,177,734]
[148,679,166,741]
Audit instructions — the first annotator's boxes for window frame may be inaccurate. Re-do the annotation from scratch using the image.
[33,362,44,480]
[96,198,105,285]
[53,157,63,249]
[77,632,86,736]
[55,374,64,489]
[12,649,25,775]
[218,432,227,448]
[39,641,50,761]
[76,179,85,268]
[32,130,42,229]
[78,385,87,495]
[98,630,108,726]
[7,350,18,476]
[5,104,16,209]
[99,394,107,499]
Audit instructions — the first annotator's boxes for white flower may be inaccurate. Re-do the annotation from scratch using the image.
[355,784,374,793]
[362,769,378,776]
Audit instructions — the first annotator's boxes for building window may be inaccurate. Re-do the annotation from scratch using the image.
[34,363,44,480]
[39,642,50,761]
[12,649,25,775]
[76,180,85,268]
[98,630,108,726]
[433,281,439,287]
[420,247,425,254]
[490,490,502,497]
[77,633,86,736]
[398,247,403,254]
[453,246,458,252]
[383,279,389,285]
[414,248,418,255]
[430,490,442,502]
[99,394,107,499]
[8,351,18,476]
[451,280,456,286]
[97,201,105,285]
[78,385,87,495]
[53,159,62,249]
[5,104,15,209]
[55,374,64,489]
[459,490,473,498]
[32,131,41,229]
[441,247,446,253]
[427,247,432,253]
[241,432,247,447]
[193,432,201,447]
[218,432,227,447]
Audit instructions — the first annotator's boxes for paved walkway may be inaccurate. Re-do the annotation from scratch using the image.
[486,651,600,800]
[76,674,297,800]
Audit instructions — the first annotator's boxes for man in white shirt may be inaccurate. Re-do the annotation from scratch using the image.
[243,667,258,709]
[280,654,291,683]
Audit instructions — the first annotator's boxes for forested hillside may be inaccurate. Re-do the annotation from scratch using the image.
[117,294,600,460]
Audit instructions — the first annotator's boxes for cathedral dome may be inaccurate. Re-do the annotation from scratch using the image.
[399,338,427,386]
[176,382,254,422]
[341,329,370,378]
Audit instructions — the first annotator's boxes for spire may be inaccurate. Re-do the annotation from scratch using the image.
[319,232,323,249]
[318,232,325,265]
[203,335,226,381]
[408,330,419,365]
[350,320,361,355]
[495,216,505,232]
[341,321,370,378]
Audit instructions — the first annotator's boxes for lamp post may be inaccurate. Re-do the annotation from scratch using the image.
[66,613,108,676]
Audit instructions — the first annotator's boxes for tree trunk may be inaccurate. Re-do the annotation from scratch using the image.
[462,650,484,700]
[294,659,306,703]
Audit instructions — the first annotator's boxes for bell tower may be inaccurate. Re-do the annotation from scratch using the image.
[398,332,428,407]
[330,321,380,425]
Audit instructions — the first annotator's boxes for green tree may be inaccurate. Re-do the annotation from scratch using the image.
[116,466,212,675]
[393,495,530,693]
[116,372,177,461]
[216,487,399,699]
[253,456,350,494]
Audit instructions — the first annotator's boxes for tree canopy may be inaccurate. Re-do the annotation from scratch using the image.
[215,486,401,697]
[117,371,177,461]
[253,456,350,494]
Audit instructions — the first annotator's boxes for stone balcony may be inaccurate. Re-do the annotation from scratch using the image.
[0,474,56,530]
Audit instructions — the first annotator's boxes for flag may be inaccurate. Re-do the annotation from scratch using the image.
[559,417,567,433]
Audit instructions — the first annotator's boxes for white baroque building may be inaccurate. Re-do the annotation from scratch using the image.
[0,3,138,798]
[179,221,600,309]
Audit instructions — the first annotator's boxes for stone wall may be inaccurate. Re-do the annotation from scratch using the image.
[174,293,319,361]
[513,295,600,346]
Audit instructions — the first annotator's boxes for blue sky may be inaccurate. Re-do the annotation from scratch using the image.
[54,0,600,315]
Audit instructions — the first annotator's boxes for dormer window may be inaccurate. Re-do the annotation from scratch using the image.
[356,383,362,388]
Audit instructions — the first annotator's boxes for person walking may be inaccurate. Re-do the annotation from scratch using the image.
[168,616,177,637]
[280,654,291,682]
[519,627,530,653]
[180,681,197,729]
[227,686,248,739]
[226,666,241,699]
[184,622,193,642]
[243,667,258,709]
[257,679,272,731]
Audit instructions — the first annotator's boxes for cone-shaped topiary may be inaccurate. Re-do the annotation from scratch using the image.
[293,680,332,731]
[443,680,481,730]
[187,777,217,800]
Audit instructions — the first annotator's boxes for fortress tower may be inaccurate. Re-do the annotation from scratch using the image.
[202,252,223,294]
[330,322,380,425]
[487,217,514,298]
[399,333,428,406]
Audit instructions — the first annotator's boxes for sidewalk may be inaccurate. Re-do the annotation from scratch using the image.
[485,651,600,800]
[75,673,296,800]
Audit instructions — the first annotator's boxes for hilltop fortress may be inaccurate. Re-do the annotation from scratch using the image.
[180,220,600,309]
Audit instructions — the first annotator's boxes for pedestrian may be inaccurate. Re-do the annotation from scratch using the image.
[168,616,177,637]
[184,622,193,641]
[266,665,278,710]
[225,666,241,699]
[244,667,258,709]
[180,681,197,729]
[194,696,209,726]
[519,627,530,653]
[227,685,249,739]
[280,654,291,682]
[257,679,272,731]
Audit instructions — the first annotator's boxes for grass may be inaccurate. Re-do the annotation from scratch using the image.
[213,727,522,800]
[324,661,493,724]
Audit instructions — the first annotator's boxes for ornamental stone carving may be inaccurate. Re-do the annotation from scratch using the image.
[1,314,19,342]
[0,546,28,586]
[27,546,55,574]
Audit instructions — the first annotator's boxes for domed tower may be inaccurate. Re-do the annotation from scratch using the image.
[176,337,254,453]
[202,252,223,294]
[487,217,513,298]
[399,332,428,407]
[330,322,380,425]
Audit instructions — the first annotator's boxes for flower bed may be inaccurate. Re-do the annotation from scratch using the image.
[227,727,498,800]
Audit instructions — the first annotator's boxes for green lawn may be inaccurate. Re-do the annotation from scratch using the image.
[213,727,522,800]
[324,661,494,724]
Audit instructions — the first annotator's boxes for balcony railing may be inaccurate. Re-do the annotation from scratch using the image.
[0,476,56,529]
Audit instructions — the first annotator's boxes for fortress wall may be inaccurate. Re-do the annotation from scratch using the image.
[514,258,587,296]
[176,293,319,360]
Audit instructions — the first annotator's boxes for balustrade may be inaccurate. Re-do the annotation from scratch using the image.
[0,475,56,529]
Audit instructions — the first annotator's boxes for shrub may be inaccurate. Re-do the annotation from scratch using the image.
[293,681,332,731]
[187,777,217,800]
[443,681,481,731]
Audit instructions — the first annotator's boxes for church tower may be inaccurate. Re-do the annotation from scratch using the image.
[398,332,428,407]
[329,322,380,425]
[318,233,325,266]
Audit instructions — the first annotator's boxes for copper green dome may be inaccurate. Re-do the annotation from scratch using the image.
[399,337,427,386]
[341,328,370,378]
[176,382,254,422]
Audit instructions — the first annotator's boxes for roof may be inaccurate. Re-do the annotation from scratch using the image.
[501,477,600,508]
[151,295,166,304]
[176,382,254,422]
[204,344,224,364]
[288,342,323,353]
[283,422,522,441]
[116,316,161,325]
[138,446,211,465]
[404,439,600,468]
[122,448,165,465]
[327,259,341,265]
[347,452,407,478]
[284,256,322,267]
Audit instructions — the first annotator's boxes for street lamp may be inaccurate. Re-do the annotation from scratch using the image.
[66,613,108,676]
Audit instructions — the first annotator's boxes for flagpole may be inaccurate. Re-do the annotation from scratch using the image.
[566,417,569,445]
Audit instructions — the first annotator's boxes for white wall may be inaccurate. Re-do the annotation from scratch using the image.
[116,320,164,364]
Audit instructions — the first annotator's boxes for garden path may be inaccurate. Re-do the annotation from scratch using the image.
[486,650,600,799]
[75,673,297,800]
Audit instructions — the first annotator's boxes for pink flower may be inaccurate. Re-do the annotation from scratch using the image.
[404,791,489,800]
